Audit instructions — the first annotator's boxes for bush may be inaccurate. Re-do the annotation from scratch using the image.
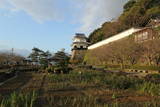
[145,74,160,83]
[137,82,160,96]
[104,75,134,89]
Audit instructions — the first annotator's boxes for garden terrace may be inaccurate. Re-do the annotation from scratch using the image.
[0,68,160,106]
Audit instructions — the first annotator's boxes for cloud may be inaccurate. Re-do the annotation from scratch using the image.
[0,0,9,8]
[0,0,62,23]
[77,0,129,33]
[0,0,129,33]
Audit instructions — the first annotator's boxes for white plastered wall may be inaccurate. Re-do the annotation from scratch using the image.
[88,28,141,50]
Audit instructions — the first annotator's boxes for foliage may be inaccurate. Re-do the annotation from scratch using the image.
[112,93,118,99]
[88,28,105,44]
[0,91,37,107]
[123,0,136,12]
[137,82,160,96]
[28,47,52,67]
[45,95,98,107]
[88,0,160,44]
[0,53,24,65]
[51,49,70,68]
[145,74,160,83]
[45,49,71,73]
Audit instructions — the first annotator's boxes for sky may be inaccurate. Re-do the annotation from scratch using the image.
[0,0,129,56]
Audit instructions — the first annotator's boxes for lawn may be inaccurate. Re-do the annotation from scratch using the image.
[0,68,160,107]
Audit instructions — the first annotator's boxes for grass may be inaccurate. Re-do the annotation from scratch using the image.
[137,82,160,96]
[48,68,160,96]
[0,91,37,107]
[0,68,160,106]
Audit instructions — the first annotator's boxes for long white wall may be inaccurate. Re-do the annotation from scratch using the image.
[88,28,141,50]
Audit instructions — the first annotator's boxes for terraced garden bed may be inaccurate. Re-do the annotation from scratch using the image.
[0,72,16,83]
[0,68,160,107]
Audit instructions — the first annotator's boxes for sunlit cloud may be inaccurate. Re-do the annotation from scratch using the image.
[0,0,129,33]
[77,0,129,34]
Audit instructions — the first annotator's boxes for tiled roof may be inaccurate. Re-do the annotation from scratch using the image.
[74,33,87,39]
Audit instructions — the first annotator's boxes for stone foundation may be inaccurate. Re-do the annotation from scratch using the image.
[70,50,87,63]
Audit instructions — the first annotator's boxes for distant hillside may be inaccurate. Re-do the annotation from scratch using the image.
[88,0,160,44]
[0,49,30,57]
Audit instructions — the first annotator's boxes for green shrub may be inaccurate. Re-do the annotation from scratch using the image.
[112,93,118,99]
[145,74,160,83]
[138,82,160,96]
[109,76,133,89]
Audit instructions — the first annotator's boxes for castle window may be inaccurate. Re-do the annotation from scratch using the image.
[136,31,149,42]
[74,46,77,49]
[142,32,148,40]
[80,46,83,49]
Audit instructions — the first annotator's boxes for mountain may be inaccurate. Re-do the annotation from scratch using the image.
[0,49,31,57]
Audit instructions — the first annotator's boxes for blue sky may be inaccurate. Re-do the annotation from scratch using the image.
[0,0,128,56]
[0,10,78,52]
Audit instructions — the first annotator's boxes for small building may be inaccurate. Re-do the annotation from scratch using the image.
[134,18,160,43]
[71,33,89,63]
[23,59,32,65]
[134,27,158,43]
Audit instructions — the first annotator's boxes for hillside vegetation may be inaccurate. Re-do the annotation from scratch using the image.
[88,0,160,44]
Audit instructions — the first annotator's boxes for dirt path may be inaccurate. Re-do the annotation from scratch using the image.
[19,73,46,93]
[39,74,47,93]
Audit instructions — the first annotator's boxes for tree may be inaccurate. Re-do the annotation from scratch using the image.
[84,37,145,68]
[0,53,7,65]
[50,49,70,73]
[39,50,51,65]
[28,47,52,67]
[28,47,42,63]
[52,49,70,68]
[0,53,24,65]
[142,39,160,66]
[146,6,160,18]
[123,0,136,12]
[88,0,160,45]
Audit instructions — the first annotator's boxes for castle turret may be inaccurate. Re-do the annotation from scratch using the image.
[71,33,89,63]
[72,33,89,50]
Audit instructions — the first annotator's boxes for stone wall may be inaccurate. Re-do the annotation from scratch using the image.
[71,50,87,63]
